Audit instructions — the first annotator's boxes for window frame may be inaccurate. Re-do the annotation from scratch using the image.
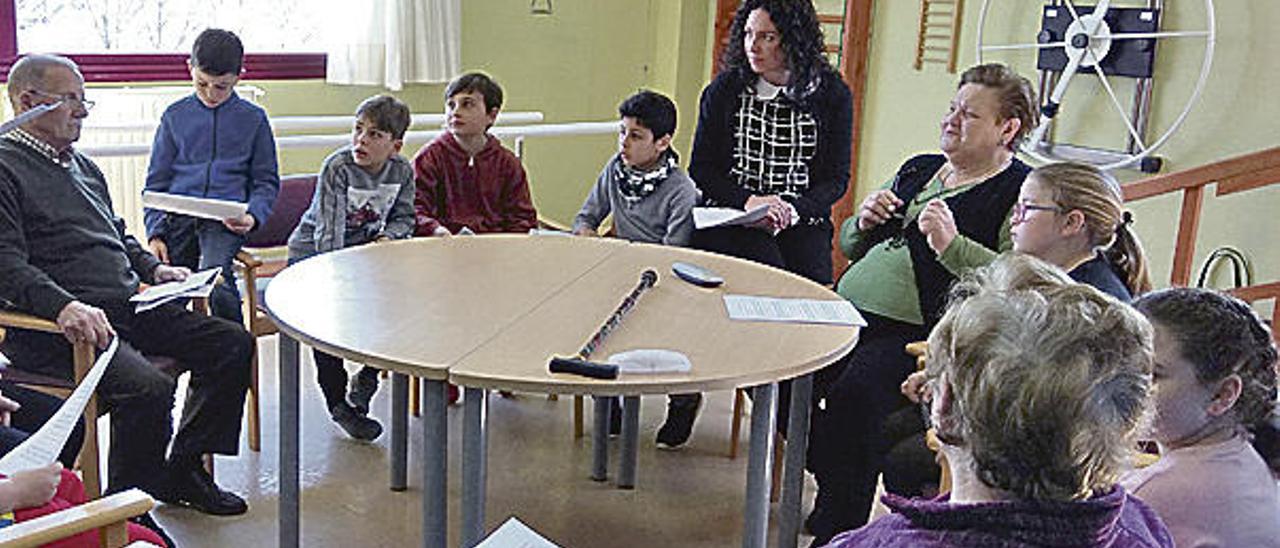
[0,0,325,83]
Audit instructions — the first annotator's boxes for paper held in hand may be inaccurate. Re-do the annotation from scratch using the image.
[723,295,868,326]
[129,267,221,313]
[692,204,770,230]
[0,338,117,476]
[141,191,248,222]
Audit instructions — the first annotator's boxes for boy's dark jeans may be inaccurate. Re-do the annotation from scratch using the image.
[165,215,247,324]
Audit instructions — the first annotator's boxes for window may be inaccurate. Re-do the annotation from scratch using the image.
[0,0,328,82]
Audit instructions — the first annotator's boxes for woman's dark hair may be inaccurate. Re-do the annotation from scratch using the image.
[720,0,833,103]
[1134,287,1280,472]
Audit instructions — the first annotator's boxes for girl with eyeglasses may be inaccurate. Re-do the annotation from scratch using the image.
[1009,161,1151,300]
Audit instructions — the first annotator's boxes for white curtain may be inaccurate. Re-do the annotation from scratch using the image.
[325,0,462,90]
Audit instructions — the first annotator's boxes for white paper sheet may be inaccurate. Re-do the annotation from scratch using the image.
[692,204,770,230]
[0,102,63,136]
[141,191,248,222]
[0,338,117,475]
[129,267,220,312]
[723,295,868,326]
[476,517,560,548]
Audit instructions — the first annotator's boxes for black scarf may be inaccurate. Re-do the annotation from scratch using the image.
[613,151,678,203]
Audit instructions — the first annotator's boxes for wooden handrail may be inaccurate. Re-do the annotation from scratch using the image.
[1123,146,1280,201]
[1124,146,1280,338]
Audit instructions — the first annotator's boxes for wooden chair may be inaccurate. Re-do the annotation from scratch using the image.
[905,341,952,493]
[234,173,317,451]
[0,311,101,499]
[1,300,221,493]
[0,488,154,548]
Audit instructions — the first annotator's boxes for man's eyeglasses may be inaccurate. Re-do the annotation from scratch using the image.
[29,90,96,111]
[1011,201,1061,223]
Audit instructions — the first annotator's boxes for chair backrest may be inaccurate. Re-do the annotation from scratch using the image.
[245,174,317,249]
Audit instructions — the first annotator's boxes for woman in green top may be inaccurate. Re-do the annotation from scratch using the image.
[806,64,1039,545]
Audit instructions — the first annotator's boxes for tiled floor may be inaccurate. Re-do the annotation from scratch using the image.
[147,335,819,547]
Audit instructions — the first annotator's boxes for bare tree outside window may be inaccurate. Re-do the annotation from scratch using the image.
[17,0,328,53]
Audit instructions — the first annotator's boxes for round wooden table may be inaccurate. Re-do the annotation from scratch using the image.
[266,235,859,548]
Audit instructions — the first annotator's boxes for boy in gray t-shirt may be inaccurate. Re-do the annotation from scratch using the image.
[286,95,415,441]
[572,90,699,440]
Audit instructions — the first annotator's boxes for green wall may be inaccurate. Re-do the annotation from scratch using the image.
[255,0,712,227]
[854,1,1277,313]
[74,2,711,227]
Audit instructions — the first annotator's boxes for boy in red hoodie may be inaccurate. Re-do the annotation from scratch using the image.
[413,72,537,237]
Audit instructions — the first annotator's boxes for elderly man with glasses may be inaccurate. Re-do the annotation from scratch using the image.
[0,54,254,522]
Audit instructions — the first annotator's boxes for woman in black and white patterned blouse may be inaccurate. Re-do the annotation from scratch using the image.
[652,0,852,451]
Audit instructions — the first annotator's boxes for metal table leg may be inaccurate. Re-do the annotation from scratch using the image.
[742,383,778,548]
[422,379,448,548]
[590,396,610,482]
[617,395,641,489]
[461,388,489,547]
[390,372,408,491]
[278,334,300,548]
[779,375,813,548]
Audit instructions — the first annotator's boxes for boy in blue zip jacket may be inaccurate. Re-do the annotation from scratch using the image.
[144,28,280,323]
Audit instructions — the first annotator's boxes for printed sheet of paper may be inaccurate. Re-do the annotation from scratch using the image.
[692,204,770,230]
[475,517,560,548]
[141,191,248,222]
[723,295,868,326]
[0,338,117,475]
[129,267,220,313]
[0,102,62,136]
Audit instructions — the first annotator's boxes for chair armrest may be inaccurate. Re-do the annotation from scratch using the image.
[904,341,928,358]
[234,250,263,270]
[0,310,60,335]
[0,489,154,548]
[1,309,101,381]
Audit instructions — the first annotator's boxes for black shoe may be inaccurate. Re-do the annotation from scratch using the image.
[332,402,383,441]
[655,394,702,449]
[158,460,248,516]
[609,397,623,438]
[130,511,176,547]
[348,370,380,415]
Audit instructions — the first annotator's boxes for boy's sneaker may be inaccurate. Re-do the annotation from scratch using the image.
[655,393,702,449]
[348,371,380,416]
[331,402,383,441]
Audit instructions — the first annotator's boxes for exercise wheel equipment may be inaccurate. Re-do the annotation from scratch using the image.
[976,0,1215,172]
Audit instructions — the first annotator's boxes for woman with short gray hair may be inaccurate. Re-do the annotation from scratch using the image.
[826,254,1173,547]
